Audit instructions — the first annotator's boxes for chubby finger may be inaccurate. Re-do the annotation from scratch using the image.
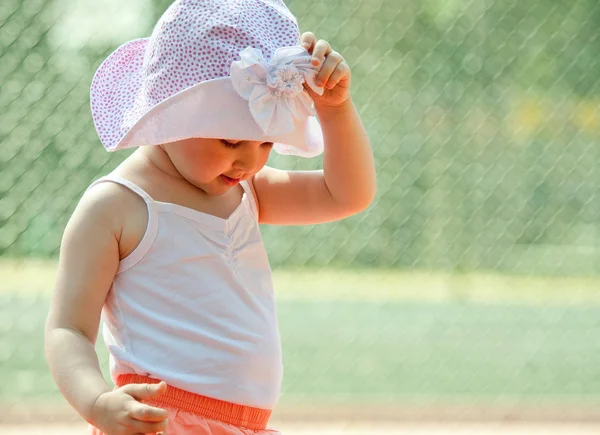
[123,382,167,401]
[325,61,351,89]
[301,32,316,52]
[128,401,169,422]
[312,39,332,66]
[130,416,169,433]
[315,51,344,87]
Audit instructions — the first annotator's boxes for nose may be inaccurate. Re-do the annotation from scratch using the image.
[232,147,261,173]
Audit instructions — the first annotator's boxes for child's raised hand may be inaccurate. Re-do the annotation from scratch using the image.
[91,381,169,435]
[301,32,352,108]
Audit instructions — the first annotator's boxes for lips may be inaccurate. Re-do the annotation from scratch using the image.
[220,174,241,186]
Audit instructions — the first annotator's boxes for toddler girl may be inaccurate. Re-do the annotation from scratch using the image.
[45,0,376,433]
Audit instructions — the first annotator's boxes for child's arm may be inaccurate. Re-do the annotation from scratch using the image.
[251,33,376,225]
[45,184,168,434]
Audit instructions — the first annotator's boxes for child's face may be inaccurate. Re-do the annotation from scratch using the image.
[162,137,274,195]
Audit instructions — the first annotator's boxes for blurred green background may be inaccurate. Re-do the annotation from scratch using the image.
[2,0,600,422]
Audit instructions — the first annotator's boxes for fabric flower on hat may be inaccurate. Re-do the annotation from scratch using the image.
[231,46,324,136]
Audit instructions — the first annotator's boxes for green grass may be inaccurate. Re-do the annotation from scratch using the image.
[3,259,600,303]
[2,261,600,406]
[279,300,600,404]
[2,293,600,406]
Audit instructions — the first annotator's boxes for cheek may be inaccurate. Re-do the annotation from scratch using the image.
[172,148,226,179]
[177,151,203,171]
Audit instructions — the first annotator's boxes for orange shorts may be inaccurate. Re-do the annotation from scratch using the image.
[88,374,281,435]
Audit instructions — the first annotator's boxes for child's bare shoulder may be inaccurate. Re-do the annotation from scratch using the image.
[76,181,143,226]
[70,181,148,259]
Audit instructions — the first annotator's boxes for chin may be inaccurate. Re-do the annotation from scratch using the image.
[210,187,230,196]
[206,181,234,196]
[196,184,226,196]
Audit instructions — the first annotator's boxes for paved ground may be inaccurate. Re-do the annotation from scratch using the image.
[4,423,600,435]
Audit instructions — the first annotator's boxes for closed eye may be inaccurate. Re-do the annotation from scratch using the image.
[220,139,274,149]
[220,139,240,149]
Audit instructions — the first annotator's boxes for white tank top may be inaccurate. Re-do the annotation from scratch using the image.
[89,175,282,409]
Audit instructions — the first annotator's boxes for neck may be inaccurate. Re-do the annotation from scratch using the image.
[135,145,185,181]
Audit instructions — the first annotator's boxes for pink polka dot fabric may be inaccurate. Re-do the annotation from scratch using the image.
[90,0,324,157]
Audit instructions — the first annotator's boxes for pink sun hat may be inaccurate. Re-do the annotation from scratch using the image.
[90,0,325,158]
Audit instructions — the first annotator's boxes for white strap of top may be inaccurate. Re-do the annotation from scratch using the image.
[87,175,155,205]
[86,175,158,273]
[89,175,258,219]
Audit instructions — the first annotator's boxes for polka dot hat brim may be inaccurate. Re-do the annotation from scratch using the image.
[89,0,324,158]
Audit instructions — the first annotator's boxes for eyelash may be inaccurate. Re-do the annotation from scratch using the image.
[220,139,239,148]
[220,139,273,149]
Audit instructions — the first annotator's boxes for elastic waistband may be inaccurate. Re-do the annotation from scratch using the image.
[116,374,272,430]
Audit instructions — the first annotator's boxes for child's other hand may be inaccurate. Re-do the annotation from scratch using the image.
[91,381,169,435]
[301,32,351,108]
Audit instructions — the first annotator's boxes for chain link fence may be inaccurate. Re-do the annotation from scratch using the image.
[2,0,600,424]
